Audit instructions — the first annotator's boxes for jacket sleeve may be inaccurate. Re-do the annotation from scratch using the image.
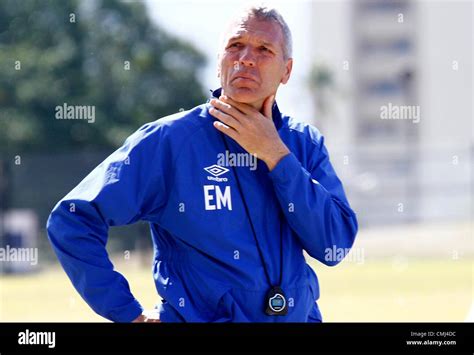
[268,135,358,266]
[46,122,170,322]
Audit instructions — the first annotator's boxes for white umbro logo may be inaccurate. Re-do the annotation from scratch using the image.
[204,164,229,177]
[203,165,232,211]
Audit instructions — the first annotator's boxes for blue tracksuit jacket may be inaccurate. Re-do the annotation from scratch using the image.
[47,88,358,323]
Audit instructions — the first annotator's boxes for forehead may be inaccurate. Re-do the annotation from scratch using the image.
[224,17,284,46]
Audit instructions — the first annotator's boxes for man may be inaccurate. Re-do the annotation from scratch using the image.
[47,6,358,323]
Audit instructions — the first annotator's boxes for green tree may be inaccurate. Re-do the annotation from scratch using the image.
[0,0,207,154]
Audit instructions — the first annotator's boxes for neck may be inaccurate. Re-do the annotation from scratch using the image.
[221,89,265,113]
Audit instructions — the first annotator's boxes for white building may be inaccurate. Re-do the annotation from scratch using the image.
[308,0,472,226]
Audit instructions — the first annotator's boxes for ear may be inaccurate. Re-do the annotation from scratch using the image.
[281,58,293,85]
[217,53,221,78]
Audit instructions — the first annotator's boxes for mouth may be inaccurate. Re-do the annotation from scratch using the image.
[232,73,259,83]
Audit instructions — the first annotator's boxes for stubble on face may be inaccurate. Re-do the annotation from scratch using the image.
[218,16,292,112]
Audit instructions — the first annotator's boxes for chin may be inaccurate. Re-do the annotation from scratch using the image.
[226,86,261,104]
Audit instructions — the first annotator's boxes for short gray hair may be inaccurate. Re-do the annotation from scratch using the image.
[222,5,293,60]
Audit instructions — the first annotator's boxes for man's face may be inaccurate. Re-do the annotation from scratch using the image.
[217,16,293,110]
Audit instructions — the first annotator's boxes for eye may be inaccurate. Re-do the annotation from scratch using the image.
[259,46,273,54]
[227,42,242,49]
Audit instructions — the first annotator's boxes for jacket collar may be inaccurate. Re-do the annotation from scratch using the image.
[207,88,283,130]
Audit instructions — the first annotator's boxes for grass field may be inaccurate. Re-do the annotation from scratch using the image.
[1,256,471,322]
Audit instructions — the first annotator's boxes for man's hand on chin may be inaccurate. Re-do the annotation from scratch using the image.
[209,94,290,171]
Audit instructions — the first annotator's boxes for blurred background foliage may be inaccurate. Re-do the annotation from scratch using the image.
[0,0,207,154]
[0,0,208,259]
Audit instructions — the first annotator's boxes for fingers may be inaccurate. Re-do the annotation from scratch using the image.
[133,310,162,323]
[219,96,254,115]
[209,105,242,132]
[220,94,275,119]
[213,120,239,140]
[210,98,246,125]
[209,99,241,140]
[262,95,275,119]
[132,314,145,323]
[133,314,160,323]
[144,317,161,323]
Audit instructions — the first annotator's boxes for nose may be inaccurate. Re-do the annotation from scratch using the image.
[239,47,256,67]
